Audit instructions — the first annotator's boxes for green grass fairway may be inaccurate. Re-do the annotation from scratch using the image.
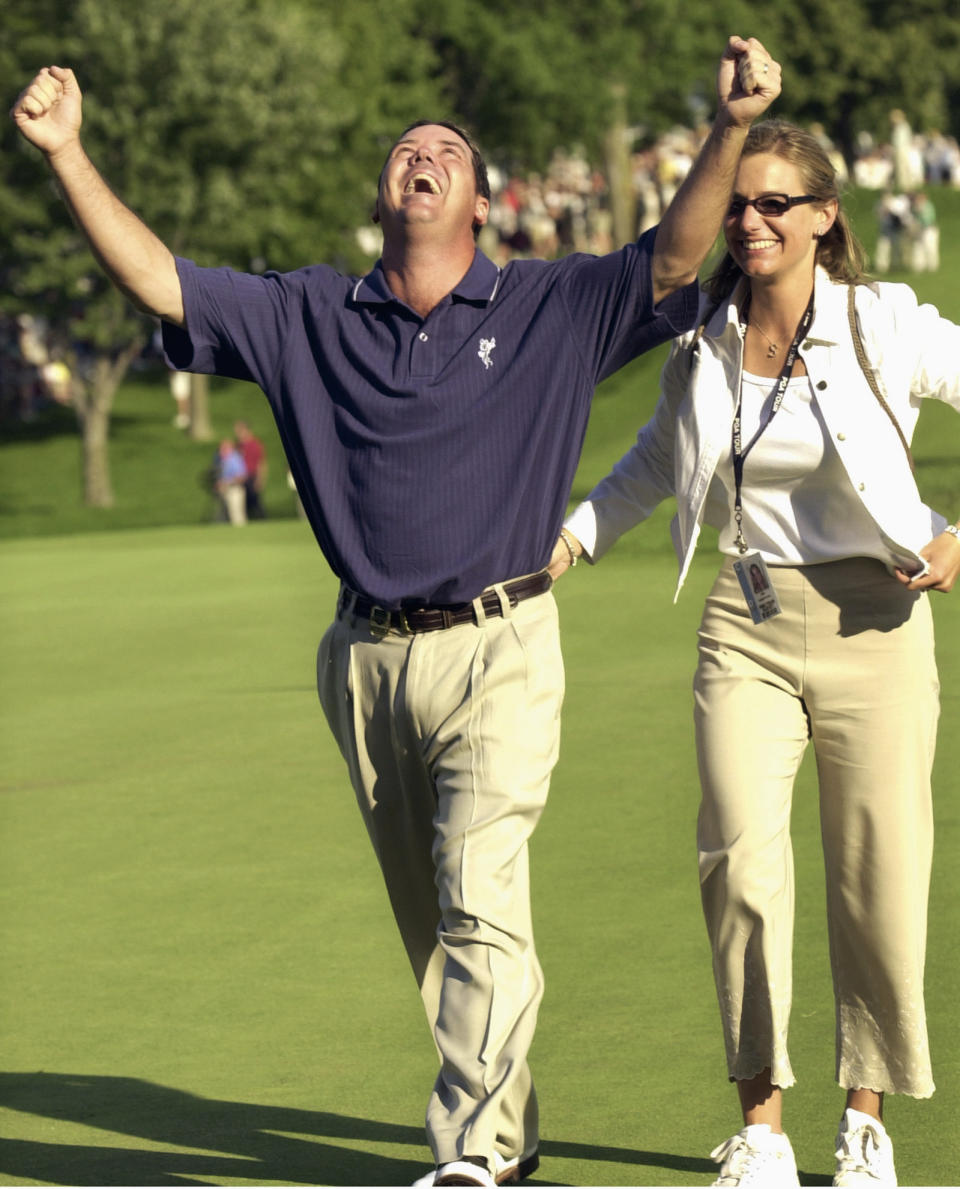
[1,522,958,1187]
[3,184,960,1185]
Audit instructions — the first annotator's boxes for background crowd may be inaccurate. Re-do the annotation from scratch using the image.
[3,115,957,434]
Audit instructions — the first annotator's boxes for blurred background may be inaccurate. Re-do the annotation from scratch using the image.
[3,0,960,529]
[3,6,960,1185]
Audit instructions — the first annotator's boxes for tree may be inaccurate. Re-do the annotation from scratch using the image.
[747,0,960,163]
[7,0,960,512]
[417,0,960,207]
[413,0,750,244]
[1,0,440,506]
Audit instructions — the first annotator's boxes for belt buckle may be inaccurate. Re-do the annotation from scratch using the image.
[368,605,392,638]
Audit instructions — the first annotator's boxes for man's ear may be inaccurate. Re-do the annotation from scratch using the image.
[473,196,490,228]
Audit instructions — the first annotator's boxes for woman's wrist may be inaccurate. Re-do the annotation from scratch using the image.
[559,528,581,566]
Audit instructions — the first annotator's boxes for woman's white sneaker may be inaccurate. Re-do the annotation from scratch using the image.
[833,1109,897,1187]
[710,1124,801,1187]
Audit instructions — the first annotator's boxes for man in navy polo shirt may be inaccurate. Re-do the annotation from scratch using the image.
[14,38,780,1186]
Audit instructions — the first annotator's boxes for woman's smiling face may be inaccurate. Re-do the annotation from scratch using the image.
[724,152,836,286]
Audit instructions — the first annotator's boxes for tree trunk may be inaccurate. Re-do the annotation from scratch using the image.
[189,372,213,442]
[603,82,637,249]
[73,342,146,508]
[81,395,114,508]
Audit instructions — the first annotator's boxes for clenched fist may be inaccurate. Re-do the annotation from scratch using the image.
[11,66,82,158]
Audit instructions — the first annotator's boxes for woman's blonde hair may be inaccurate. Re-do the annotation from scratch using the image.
[703,119,867,301]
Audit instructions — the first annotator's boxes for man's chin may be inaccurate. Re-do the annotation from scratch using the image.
[380,198,436,223]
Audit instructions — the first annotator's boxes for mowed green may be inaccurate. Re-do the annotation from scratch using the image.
[2,520,958,1187]
[3,187,960,1186]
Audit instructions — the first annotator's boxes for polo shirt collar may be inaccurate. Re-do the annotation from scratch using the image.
[351,249,502,307]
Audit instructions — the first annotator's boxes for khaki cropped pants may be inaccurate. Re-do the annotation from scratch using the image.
[317,588,563,1165]
[694,557,938,1097]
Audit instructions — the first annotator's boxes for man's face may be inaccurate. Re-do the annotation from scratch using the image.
[376,124,489,242]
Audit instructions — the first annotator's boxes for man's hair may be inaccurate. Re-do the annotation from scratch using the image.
[381,119,490,239]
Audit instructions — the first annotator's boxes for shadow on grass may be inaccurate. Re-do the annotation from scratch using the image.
[0,401,79,444]
[0,1071,725,1186]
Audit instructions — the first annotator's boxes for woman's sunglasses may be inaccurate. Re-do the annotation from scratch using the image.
[727,194,817,218]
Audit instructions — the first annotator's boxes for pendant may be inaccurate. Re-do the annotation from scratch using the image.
[766,343,777,358]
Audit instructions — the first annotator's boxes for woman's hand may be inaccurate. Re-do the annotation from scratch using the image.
[547,530,583,580]
[895,527,960,592]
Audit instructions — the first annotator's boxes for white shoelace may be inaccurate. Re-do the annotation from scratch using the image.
[835,1119,887,1177]
[710,1133,773,1185]
[710,1127,799,1188]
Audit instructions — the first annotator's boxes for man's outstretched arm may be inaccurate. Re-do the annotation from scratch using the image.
[12,66,185,326]
[651,35,782,305]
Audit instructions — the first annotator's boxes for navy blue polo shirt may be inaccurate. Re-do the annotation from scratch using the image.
[163,230,696,606]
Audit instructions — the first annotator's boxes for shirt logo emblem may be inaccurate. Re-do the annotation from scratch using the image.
[477,336,496,369]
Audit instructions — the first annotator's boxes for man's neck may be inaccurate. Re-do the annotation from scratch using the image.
[381,235,477,318]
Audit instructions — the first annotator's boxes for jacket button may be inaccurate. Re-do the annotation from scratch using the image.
[816,380,828,390]
[859,483,866,491]
[837,432,847,441]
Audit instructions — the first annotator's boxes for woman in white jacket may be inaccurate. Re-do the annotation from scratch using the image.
[555,121,960,1188]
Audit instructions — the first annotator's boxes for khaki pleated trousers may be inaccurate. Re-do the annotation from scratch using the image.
[694,557,939,1097]
[317,588,563,1165]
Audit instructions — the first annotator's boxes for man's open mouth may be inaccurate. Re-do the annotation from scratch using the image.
[405,173,441,195]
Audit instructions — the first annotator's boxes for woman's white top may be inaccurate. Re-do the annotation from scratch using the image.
[566,268,960,599]
[713,369,891,564]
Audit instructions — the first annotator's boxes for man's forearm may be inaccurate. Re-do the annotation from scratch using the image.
[652,113,747,303]
[651,35,781,303]
[48,140,185,326]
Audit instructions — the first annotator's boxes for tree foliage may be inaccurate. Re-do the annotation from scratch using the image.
[3,0,442,314]
[754,0,960,161]
[1,0,441,503]
[412,0,960,171]
[412,0,742,170]
[5,0,960,508]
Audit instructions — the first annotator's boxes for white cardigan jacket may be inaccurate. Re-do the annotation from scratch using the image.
[566,268,960,599]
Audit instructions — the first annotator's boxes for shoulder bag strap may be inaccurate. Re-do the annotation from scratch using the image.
[847,283,914,472]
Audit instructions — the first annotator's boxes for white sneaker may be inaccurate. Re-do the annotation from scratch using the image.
[424,1160,496,1187]
[412,1149,538,1188]
[492,1149,539,1184]
[833,1109,897,1187]
[710,1124,801,1187]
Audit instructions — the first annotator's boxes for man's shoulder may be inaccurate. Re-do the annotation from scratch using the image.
[496,241,649,293]
[267,262,362,300]
[178,256,358,303]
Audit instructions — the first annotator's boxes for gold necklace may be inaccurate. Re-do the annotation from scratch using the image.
[749,317,780,358]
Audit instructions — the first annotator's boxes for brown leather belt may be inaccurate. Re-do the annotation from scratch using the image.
[339,570,553,635]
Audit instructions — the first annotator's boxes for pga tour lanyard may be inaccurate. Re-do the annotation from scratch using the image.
[732,295,815,554]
